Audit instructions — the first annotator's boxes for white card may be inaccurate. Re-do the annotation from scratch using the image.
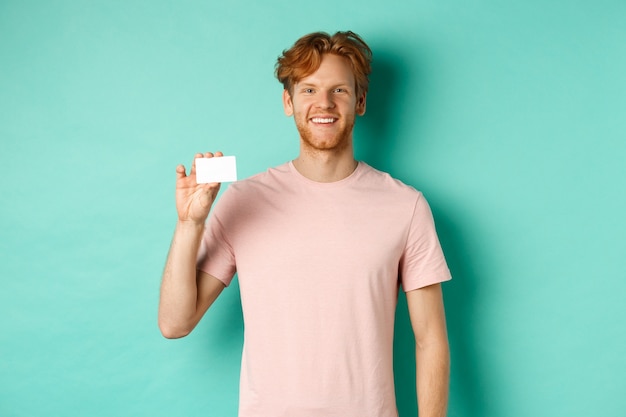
[195,156,238,183]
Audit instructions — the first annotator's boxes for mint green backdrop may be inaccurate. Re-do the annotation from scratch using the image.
[1,1,624,416]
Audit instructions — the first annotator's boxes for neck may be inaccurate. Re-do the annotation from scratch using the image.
[292,145,358,183]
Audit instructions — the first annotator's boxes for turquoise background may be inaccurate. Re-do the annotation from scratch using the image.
[1,1,625,416]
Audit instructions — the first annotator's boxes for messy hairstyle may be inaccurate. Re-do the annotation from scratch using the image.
[275,31,372,96]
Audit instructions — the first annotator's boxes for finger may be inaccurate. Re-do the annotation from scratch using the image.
[191,151,222,175]
[190,153,205,175]
[176,164,186,179]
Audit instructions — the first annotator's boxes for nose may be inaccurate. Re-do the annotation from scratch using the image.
[316,91,335,109]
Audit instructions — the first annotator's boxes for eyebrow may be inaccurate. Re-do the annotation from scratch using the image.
[297,82,352,89]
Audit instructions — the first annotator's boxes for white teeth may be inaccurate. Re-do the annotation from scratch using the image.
[311,117,335,124]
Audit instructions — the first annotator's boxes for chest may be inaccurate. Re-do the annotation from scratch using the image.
[228,192,412,285]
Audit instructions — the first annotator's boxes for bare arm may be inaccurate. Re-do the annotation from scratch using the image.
[158,152,226,339]
[407,283,450,417]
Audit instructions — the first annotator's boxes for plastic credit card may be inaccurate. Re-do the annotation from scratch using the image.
[195,156,238,183]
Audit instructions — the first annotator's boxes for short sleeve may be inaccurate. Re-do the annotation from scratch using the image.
[399,193,451,292]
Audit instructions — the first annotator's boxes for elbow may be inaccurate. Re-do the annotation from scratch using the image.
[158,319,193,339]
[160,328,190,339]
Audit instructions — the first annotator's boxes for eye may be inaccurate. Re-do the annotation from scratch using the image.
[303,88,314,94]
[333,88,347,93]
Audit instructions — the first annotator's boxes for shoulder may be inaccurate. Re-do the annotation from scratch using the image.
[358,162,423,201]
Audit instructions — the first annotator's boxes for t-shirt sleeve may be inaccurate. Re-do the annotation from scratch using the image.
[196,192,237,287]
[399,193,451,292]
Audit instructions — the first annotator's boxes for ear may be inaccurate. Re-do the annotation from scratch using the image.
[283,89,294,117]
[356,92,367,116]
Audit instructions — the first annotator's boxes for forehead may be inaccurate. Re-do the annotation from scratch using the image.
[297,54,355,87]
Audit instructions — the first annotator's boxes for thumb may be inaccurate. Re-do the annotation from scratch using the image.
[176,164,187,180]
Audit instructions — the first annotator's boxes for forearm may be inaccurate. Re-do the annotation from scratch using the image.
[415,340,450,417]
[158,220,205,338]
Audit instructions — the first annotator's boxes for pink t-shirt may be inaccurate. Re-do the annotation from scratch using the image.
[197,161,451,417]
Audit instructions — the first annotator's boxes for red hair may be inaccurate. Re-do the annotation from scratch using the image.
[275,31,372,96]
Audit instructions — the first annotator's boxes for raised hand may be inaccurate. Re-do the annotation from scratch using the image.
[175,152,223,224]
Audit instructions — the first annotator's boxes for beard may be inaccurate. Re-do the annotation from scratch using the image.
[294,114,356,153]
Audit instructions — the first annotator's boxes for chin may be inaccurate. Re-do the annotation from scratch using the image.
[301,134,351,152]
[297,126,353,153]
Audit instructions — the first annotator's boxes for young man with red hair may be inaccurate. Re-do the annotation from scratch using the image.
[159,31,451,417]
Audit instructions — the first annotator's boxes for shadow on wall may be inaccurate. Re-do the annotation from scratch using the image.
[354,50,401,169]
[434,211,486,417]
[202,278,245,351]
[357,49,488,417]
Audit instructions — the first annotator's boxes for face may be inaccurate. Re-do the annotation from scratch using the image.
[283,54,366,154]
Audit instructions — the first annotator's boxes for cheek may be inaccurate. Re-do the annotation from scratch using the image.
[294,102,311,116]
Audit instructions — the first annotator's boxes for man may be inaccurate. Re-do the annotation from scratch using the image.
[159,31,451,417]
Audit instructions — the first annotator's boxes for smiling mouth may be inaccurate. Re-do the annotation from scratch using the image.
[310,117,337,124]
